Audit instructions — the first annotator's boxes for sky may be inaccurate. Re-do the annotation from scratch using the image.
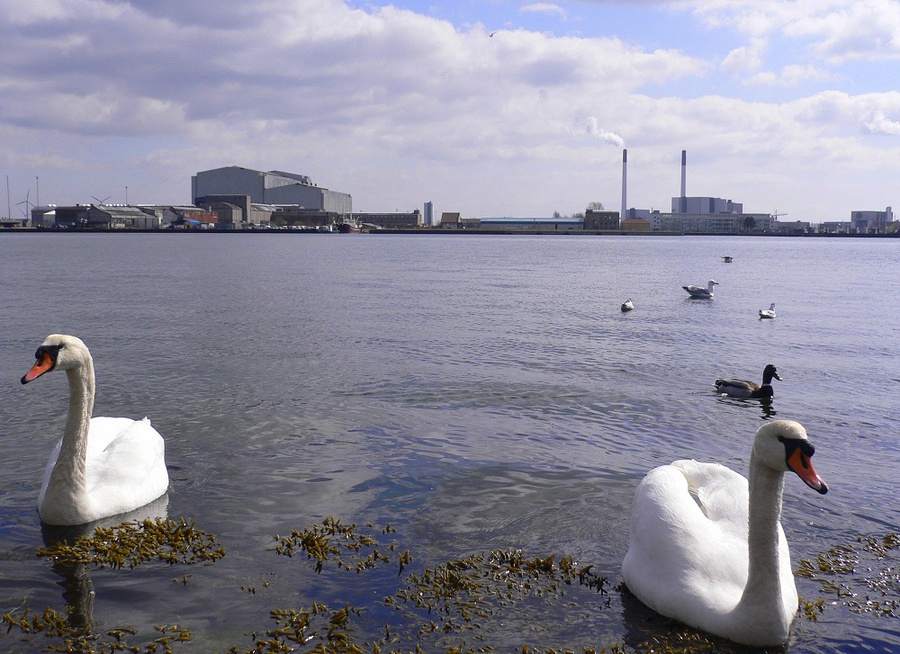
[1,0,899,223]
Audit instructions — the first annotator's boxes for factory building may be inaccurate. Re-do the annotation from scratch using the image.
[352,210,422,229]
[671,196,743,214]
[619,149,773,233]
[192,166,352,221]
[651,210,773,233]
[851,207,892,233]
[583,209,620,230]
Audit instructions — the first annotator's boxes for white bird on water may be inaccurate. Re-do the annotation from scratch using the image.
[622,420,828,647]
[759,303,776,319]
[682,279,719,299]
[21,334,169,526]
[621,299,634,312]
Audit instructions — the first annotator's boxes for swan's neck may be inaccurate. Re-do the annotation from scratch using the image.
[49,361,95,498]
[737,453,786,615]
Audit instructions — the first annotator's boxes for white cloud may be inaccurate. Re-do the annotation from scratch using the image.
[520,3,567,18]
[0,0,898,220]
[865,110,900,136]
[745,64,836,87]
[692,0,900,64]
[720,38,766,75]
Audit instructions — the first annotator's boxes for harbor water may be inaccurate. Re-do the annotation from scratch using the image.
[0,232,898,652]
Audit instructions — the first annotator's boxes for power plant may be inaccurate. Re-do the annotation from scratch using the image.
[617,148,773,233]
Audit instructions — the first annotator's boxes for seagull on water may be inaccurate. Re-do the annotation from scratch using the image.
[682,280,719,299]
[759,303,776,319]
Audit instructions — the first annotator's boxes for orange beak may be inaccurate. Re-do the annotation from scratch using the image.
[21,351,55,384]
[788,448,828,495]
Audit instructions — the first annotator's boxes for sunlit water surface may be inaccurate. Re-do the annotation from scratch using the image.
[0,233,898,652]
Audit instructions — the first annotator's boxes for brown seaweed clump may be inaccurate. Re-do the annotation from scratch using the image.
[796,532,900,619]
[37,518,226,569]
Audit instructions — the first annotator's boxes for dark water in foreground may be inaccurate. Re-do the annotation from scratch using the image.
[0,233,898,652]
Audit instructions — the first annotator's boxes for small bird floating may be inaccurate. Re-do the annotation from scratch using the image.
[621,299,634,312]
[715,364,781,399]
[722,256,733,262]
[682,279,719,299]
[759,303,776,319]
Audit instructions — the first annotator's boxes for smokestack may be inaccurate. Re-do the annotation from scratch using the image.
[680,150,687,213]
[621,149,627,221]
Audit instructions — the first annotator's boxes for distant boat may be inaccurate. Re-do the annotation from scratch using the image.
[759,303,776,319]
[683,279,719,299]
[621,299,634,312]
[722,256,733,263]
[337,218,362,234]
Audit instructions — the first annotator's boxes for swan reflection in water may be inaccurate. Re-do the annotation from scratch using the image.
[39,495,169,634]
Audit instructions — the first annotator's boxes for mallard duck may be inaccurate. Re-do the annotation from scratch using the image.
[715,364,781,398]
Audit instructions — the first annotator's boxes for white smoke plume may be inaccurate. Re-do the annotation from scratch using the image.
[583,116,624,147]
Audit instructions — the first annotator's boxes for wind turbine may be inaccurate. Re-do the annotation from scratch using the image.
[16,189,33,218]
[91,194,111,206]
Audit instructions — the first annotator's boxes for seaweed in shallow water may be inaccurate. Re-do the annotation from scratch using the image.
[796,532,900,619]
[36,518,226,569]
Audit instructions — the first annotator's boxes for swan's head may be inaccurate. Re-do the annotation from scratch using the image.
[753,420,828,494]
[21,334,91,384]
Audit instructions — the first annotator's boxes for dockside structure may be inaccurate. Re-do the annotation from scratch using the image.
[192,166,352,224]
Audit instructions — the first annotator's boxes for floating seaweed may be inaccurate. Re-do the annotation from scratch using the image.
[223,603,363,654]
[36,518,226,570]
[270,517,407,575]
[7,519,897,653]
[1,607,192,654]
[796,532,900,619]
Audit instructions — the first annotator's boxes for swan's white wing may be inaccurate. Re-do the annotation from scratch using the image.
[84,417,169,516]
[623,461,749,624]
[671,459,748,538]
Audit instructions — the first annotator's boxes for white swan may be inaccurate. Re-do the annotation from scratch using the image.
[682,279,719,299]
[21,334,169,526]
[715,363,781,399]
[759,303,776,319]
[622,420,828,647]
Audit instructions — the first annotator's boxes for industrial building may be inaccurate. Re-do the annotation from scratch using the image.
[619,149,773,234]
[192,166,352,224]
[351,210,421,229]
[583,209,620,231]
[851,207,893,233]
[30,204,221,229]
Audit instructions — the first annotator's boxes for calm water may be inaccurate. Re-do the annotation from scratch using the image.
[0,233,898,652]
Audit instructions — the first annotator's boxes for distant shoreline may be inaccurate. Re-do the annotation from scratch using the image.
[0,227,896,238]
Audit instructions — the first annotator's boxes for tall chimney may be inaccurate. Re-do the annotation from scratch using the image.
[680,149,687,213]
[621,149,627,221]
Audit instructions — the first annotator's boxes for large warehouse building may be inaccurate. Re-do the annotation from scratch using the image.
[192,166,352,216]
